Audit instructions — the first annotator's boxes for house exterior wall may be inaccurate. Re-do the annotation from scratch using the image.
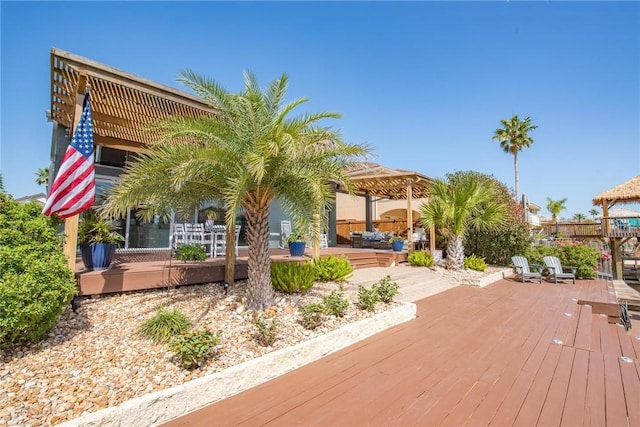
[336,192,427,221]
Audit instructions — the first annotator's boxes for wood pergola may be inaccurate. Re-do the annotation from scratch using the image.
[592,175,640,279]
[338,162,435,252]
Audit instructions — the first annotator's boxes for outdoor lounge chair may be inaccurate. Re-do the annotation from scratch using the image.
[511,255,543,283]
[543,255,577,284]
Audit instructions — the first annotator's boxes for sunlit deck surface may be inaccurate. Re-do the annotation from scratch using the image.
[163,278,640,427]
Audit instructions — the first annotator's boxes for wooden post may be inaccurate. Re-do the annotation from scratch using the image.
[430,223,436,253]
[225,210,235,284]
[62,75,88,272]
[406,178,413,251]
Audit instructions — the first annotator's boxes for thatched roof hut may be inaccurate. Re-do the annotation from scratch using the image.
[592,175,640,206]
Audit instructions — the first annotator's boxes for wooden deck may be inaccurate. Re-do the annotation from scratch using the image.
[163,278,640,427]
[75,246,408,296]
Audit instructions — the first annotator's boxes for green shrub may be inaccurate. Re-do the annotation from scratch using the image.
[0,194,77,349]
[372,275,399,303]
[175,244,206,262]
[253,314,278,346]
[139,307,191,343]
[299,303,324,329]
[407,251,434,267]
[525,242,599,279]
[323,290,349,317]
[464,254,488,271]
[168,329,219,369]
[357,285,380,311]
[270,261,316,293]
[311,255,354,282]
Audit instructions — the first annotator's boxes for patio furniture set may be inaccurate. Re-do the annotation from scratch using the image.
[172,223,241,258]
[511,255,577,284]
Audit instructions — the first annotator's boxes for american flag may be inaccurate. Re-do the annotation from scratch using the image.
[43,92,96,218]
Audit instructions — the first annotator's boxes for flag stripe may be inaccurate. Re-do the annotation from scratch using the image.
[43,92,96,219]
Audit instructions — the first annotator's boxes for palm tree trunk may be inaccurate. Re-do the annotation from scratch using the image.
[243,199,275,311]
[447,234,465,270]
[513,151,519,200]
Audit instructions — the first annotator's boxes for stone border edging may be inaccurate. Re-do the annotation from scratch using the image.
[57,302,417,427]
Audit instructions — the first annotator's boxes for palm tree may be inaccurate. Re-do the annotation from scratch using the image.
[546,197,567,234]
[35,167,49,187]
[102,71,370,310]
[419,176,508,270]
[589,208,599,220]
[492,115,538,200]
[573,213,586,223]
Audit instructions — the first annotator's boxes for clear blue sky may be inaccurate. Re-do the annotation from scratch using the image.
[1,1,639,219]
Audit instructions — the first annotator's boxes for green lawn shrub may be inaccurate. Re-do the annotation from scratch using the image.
[323,290,349,317]
[311,255,354,282]
[168,329,219,369]
[464,254,488,271]
[357,285,380,311]
[175,244,206,262]
[270,261,316,293]
[139,307,191,343]
[372,275,400,303]
[407,250,434,267]
[299,303,325,329]
[0,194,77,349]
[525,242,599,279]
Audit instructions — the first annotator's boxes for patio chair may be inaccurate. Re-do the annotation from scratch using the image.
[184,223,213,257]
[543,255,576,284]
[210,224,242,257]
[511,255,543,283]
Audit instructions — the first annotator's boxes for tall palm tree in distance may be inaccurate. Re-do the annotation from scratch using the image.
[419,175,508,270]
[546,197,568,234]
[589,208,599,220]
[572,213,586,223]
[492,115,538,200]
[35,167,49,187]
[103,71,370,310]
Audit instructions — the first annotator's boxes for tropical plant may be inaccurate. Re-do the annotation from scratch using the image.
[175,244,206,262]
[372,275,399,303]
[168,329,219,370]
[0,194,77,348]
[139,307,192,343]
[35,167,49,187]
[589,208,599,220]
[285,232,307,244]
[270,261,316,294]
[407,250,434,267]
[78,209,124,245]
[572,213,586,223]
[298,303,324,329]
[546,197,568,234]
[449,171,531,266]
[322,290,349,317]
[525,242,599,279]
[357,285,380,311]
[252,313,278,346]
[101,71,370,310]
[388,235,404,243]
[419,175,508,270]
[492,115,537,200]
[311,255,353,282]
[464,254,488,272]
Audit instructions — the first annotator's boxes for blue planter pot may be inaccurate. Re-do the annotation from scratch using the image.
[391,241,404,252]
[80,243,116,270]
[288,241,306,257]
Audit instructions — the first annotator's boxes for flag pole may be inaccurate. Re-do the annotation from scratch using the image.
[62,80,90,272]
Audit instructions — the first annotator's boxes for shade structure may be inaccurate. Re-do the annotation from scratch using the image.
[592,175,640,206]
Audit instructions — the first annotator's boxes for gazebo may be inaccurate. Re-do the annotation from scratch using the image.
[338,162,435,252]
[592,175,640,279]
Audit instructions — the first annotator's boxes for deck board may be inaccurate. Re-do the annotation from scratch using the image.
[162,278,638,427]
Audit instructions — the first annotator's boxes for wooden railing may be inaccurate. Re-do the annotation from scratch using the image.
[539,217,640,239]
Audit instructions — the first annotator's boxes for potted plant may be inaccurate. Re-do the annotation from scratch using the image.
[78,213,124,270]
[286,232,307,257]
[389,235,405,252]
